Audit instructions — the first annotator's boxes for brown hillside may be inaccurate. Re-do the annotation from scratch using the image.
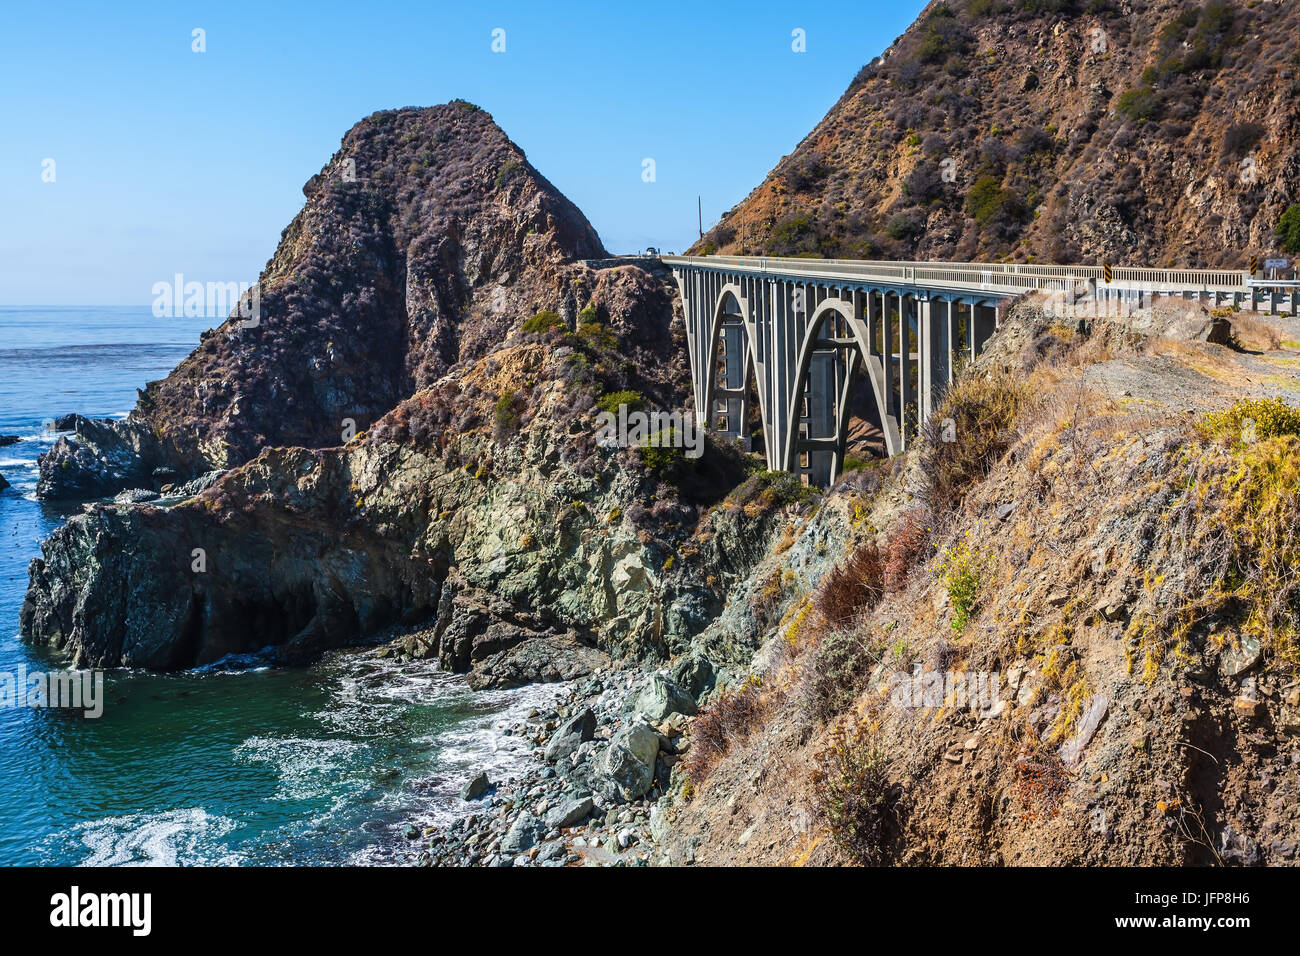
[694,0,1299,268]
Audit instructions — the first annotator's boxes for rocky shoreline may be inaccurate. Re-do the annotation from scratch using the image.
[407,660,703,867]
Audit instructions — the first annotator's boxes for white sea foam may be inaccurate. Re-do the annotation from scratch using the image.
[59,808,245,867]
[235,735,365,803]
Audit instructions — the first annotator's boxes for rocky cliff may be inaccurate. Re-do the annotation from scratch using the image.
[22,257,782,677]
[39,101,608,498]
[696,0,1299,267]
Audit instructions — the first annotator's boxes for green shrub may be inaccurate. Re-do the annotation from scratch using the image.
[728,470,818,514]
[1198,397,1300,444]
[1116,87,1161,122]
[1276,205,1300,255]
[915,3,971,66]
[938,532,983,634]
[494,390,522,435]
[965,174,1026,235]
[596,389,645,415]
[770,213,816,251]
[495,159,523,188]
[1018,0,1073,10]
[811,725,896,864]
[885,209,926,242]
[522,310,565,334]
[807,629,879,722]
[639,440,683,478]
[576,320,617,350]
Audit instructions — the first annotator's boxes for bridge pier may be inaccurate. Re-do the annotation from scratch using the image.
[899,293,915,447]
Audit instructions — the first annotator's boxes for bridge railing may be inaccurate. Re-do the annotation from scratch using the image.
[663,255,1249,294]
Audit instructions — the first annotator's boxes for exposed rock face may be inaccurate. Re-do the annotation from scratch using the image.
[22,337,774,674]
[37,416,164,499]
[697,0,1299,267]
[38,101,608,498]
[22,447,439,669]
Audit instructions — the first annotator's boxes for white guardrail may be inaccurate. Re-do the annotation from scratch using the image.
[662,255,1252,295]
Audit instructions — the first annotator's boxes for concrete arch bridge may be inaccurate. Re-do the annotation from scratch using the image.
[666,255,1256,486]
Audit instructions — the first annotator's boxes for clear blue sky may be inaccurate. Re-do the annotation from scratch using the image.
[0,0,928,305]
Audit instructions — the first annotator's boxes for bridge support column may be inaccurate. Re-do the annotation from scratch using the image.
[936,298,948,414]
[918,297,932,422]
[899,294,915,447]
[881,291,895,426]
[965,299,976,365]
[945,299,958,386]
[972,303,997,357]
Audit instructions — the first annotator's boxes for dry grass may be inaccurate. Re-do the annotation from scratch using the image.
[813,540,886,629]
[1232,313,1283,352]
[685,678,780,785]
[810,722,898,864]
[917,368,1030,517]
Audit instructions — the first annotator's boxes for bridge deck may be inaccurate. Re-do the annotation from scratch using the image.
[664,254,1250,297]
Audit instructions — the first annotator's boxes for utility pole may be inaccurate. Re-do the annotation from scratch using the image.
[698,196,703,240]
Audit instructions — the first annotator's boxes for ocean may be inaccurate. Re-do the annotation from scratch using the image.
[0,306,547,866]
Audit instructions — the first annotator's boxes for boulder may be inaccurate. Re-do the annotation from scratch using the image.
[0,472,8,491]
[467,635,607,690]
[114,488,160,505]
[634,673,697,720]
[599,722,660,801]
[461,771,491,801]
[670,654,715,697]
[545,708,596,764]
[0,435,19,447]
[500,812,546,855]
[544,796,594,830]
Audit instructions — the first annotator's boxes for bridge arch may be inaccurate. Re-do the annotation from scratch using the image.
[782,295,898,484]
[702,283,770,464]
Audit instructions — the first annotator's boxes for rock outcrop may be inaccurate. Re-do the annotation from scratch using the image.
[21,101,796,680]
[38,101,608,498]
[22,336,773,675]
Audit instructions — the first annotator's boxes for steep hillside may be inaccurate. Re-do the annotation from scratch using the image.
[695,0,1299,267]
[649,301,1300,866]
[39,102,608,497]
